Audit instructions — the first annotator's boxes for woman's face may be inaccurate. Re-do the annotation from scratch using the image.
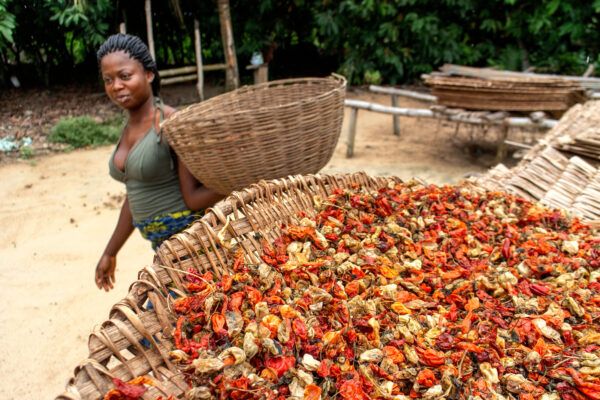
[100,50,154,110]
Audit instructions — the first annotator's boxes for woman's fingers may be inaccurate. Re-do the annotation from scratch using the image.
[95,256,116,291]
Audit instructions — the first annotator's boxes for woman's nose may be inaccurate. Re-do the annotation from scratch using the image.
[112,78,124,90]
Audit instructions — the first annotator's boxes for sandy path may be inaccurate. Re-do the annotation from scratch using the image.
[0,93,488,399]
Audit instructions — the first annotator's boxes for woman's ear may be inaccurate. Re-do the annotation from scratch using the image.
[146,70,155,83]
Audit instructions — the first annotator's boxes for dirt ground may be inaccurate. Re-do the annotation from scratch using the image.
[0,87,528,399]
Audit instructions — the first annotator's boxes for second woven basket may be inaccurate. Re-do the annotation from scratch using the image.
[161,74,347,195]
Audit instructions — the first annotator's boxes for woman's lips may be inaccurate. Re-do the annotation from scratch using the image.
[115,94,130,104]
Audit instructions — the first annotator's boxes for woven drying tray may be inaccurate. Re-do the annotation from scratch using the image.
[56,172,399,400]
[470,147,600,227]
[161,75,347,195]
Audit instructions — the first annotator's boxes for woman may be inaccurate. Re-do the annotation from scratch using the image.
[95,34,223,291]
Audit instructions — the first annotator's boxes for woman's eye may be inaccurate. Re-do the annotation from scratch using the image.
[103,77,112,84]
[120,74,131,80]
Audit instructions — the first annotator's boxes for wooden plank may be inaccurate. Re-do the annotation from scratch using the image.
[438,64,600,89]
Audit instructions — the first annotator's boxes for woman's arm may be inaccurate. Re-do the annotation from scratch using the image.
[178,158,225,211]
[95,197,135,291]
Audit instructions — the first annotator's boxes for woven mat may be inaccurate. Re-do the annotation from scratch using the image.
[472,147,600,223]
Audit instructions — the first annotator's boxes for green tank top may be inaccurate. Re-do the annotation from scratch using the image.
[108,102,187,223]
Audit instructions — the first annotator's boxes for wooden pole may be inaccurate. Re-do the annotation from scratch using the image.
[159,64,227,77]
[145,0,155,60]
[584,64,595,78]
[194,19,204,101]
[344,99,435,118]
[369,85,437,102]
[217,0,239,90]
[161,75,199,85]
[391,94,400,136]
[496,123,509,163]
[346,108,359,158]
[343,99,558,128]
[119,22,126,34]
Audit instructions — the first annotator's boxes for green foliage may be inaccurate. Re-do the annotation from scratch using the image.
[49,115,123,149]
[305,0,600,83]
[0,0,15,44]
[45,0,113,63]
[19,145,34,159]
[2,0,600,86]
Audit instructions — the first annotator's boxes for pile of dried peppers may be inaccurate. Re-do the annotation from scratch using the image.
[108,181,600,400]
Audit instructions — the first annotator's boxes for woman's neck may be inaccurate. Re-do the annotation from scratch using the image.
[127,95,155,125]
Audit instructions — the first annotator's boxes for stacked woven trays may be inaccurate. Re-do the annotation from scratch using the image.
[526,100,600,164]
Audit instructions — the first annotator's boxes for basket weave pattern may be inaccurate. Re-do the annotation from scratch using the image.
[56,172,398,400]
[162,75,347,194]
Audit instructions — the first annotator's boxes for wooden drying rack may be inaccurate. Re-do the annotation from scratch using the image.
[344,85,559,160]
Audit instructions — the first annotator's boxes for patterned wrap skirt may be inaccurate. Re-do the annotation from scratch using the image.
[133,209,203,250]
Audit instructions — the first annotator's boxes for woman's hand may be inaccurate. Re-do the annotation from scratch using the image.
[95,254,116,291]
[97,197,134,292]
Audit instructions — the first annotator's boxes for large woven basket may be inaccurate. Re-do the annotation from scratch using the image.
[56,172,398,400]
[161,75,347,195]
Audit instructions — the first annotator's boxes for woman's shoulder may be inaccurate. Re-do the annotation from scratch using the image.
[162,104,177,119]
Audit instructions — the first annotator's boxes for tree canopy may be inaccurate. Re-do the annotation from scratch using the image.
[1,0,600,87]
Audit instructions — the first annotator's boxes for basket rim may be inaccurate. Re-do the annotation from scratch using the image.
[161,74,347,129]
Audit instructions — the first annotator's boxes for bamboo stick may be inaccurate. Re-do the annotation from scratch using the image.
[194,19,204,101]
[344,99,557,128]
[161,75,198,86]
[505,140,534,150]
[158,64,227,77]
[144,0,155,60]
[369,85,438,102]
[344,99,434,117]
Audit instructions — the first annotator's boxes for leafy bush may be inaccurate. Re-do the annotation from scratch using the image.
[19,145,34,159]
[49,115,122,149]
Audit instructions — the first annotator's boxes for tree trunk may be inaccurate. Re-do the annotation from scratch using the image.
[217,0,239,90]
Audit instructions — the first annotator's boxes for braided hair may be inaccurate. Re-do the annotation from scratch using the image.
[97,33,160,96]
